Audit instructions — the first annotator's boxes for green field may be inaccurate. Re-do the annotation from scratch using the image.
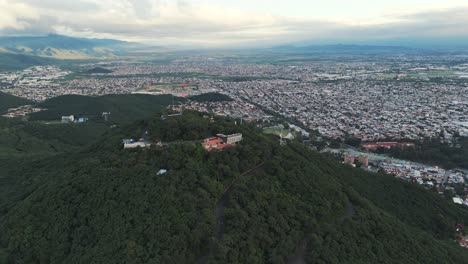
[263,126,298,138]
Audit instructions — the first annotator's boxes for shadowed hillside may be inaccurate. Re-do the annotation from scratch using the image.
[0,92,34,113]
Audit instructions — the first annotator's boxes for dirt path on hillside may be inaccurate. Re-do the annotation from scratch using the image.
[196,162,265,264]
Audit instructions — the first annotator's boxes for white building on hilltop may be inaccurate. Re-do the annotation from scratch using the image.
[61,115,75,123]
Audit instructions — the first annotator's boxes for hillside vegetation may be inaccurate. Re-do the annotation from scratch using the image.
[29,94,182,123]
[87,67,113,74]
[0,117,109,159]
[1,110,468,263]
[0,92,34,113]
[377,138,468,169]
[0,34,131,60]
[0,53,58,72]
[189,92,233,102]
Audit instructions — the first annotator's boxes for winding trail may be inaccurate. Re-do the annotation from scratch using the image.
[287,239,308,264]
[197,162,265,263]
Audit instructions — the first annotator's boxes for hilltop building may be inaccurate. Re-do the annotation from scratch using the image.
[344,155,355,166]
[202,133,243,151]
[61,115,75,123]
[61,115,89,124]
[460,237,468,248]
[102,112,111,122]
[216,133,243,144]
[123,139,151,149]
[77,117,89,123]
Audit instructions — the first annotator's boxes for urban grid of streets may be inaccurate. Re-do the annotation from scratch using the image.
[1,59,467,142]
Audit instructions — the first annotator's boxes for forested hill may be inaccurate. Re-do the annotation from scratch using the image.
[0,92,34,113]
[189,92,233,102]
[1,111,468,263]
[28,94,182,123]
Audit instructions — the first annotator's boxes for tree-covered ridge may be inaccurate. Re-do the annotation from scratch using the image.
[189,92,233,102]
[0,117,109,158]
[1,112,468,263]
[375,137,468,169]
[0,92,34,113]
[86,67,113,74]
[0,53,57,72]
[29,94,182,123]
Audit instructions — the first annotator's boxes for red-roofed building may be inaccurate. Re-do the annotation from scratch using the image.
[201,133,243,152]
[361,142,415,151]
[202,137,225,151]
[460,236,468,248]
[344,155,355,165]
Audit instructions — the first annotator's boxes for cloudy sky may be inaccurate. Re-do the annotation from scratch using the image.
[1,0,468,47]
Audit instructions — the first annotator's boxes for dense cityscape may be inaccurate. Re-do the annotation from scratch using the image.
[1,58,467,141]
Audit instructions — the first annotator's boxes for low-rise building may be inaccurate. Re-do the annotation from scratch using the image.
[62,115,75,123]
[344,155,355,165]
[217,133,243,144]
[202,133,243,152]
[357,155,369,167]
[123,139,151,149]
[453,197,463,205]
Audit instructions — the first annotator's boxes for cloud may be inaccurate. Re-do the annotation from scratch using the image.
[1,15,58,35]
[131,0,156,19]
[1,0,468,47]
[0,0,39,31]
[20,0,99,11]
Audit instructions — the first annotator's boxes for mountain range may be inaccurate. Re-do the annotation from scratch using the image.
[0,34,137,59]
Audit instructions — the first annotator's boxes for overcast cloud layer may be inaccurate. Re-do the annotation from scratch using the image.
[1,0,468,47]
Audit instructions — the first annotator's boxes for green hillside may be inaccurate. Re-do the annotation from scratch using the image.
[30,94,183,123]
[0,117,108,159]
[0,34,134,60]
[0,53,56,72]
[1,111,468,263]
[377,138,468,169]
[189,92,233,102]
[87,67,113,74]
[0,92,34,113]
[0,34,126,51]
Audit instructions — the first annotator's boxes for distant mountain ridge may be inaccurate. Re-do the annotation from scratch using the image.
[269,44,423,54]
[0,92,34,113]
[0,34,141,60]
[0,53,58,72]
[0,34,126,49]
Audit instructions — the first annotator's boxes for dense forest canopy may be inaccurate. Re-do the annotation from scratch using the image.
[0,92,34,113]
[375,138,468,169]
[86,67,113,74]
[189,92,233,102]
[0,97,468,263]
[30,94,181,123]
